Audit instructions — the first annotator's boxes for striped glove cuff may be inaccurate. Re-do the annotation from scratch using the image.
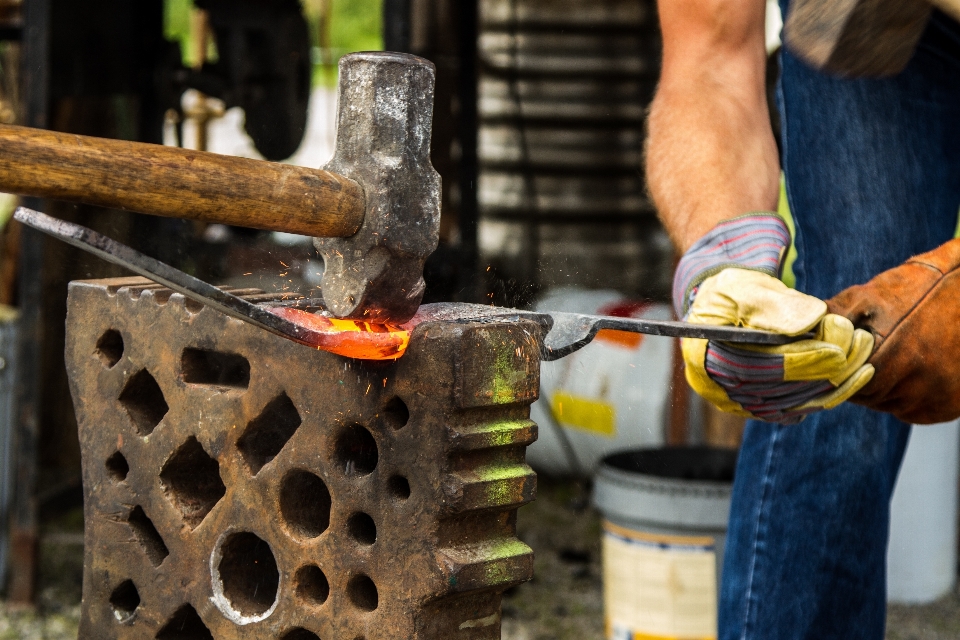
[673,213,791,318]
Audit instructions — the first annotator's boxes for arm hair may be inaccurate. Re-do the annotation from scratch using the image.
[646,0,780,252]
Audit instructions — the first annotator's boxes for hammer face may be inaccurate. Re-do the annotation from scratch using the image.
[316,52,442,323]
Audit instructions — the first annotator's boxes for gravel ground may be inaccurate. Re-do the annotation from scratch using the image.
[503,479,604,640]
[2,480,959,639]
[0,605,80,640]
[0,527,83,640]
[887,591,960,640]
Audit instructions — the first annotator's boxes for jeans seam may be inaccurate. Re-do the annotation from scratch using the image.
[776,54,806,295]
[740,424,784,640]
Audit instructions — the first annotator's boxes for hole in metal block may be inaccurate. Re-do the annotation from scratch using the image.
[96,330,124,368]
[279,470,331,539]
[184,298,204,314]
[119,370,169,436]
[382,397,409,429]
[281,630,321,640]
[151,289,175,304]
[181,349,250,389]
[347,513,376,545]
[294,565,329,605]
[347,575,378,612]
[106,451,130,482]
[156,604,213,640]
[388,475,410,500]
[334,425,378,476]
[110,579,140,622]
[215,532,279,618]
[237,393,302,475]
[127,506,169,567]
[160,437,226,529]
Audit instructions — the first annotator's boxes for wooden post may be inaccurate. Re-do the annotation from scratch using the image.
[7,0,50,605]
[667,337,690,446]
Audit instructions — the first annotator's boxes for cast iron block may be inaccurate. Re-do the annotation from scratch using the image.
[65,277,540,639]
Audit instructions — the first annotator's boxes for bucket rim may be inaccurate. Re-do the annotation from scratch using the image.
[598,446,738,485]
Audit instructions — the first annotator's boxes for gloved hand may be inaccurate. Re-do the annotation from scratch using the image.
[675,213,876,424]
[827,238,960,425]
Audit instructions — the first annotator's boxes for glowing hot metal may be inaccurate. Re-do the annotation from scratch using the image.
[267,308,413,360]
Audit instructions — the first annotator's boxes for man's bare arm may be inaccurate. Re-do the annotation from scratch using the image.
[646,0,780,252]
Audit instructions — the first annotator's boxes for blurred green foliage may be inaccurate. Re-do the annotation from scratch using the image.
[164,0,193,64]
[316,0,383,86]
[322,0,384,85]
[163,0,383,86]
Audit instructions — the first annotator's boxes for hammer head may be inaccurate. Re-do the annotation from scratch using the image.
[316,52,442,324]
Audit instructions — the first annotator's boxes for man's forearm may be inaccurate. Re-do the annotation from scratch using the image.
[646,0,781,253]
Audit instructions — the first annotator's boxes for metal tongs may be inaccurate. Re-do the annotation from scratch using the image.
[15,207,808,361]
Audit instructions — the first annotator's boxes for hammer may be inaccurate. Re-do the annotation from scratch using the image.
[0,52,441,324]
[784,0,960,76]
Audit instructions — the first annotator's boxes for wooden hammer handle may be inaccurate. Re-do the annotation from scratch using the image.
[0,124,365,237]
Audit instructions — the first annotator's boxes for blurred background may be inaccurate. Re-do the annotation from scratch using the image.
[0,1,953,638]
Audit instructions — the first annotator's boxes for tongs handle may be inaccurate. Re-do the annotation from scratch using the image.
[14,207,318,345]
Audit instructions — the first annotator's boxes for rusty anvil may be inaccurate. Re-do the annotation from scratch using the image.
[1,51,440,325]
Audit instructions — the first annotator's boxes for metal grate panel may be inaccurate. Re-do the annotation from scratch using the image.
[477,0,671,301]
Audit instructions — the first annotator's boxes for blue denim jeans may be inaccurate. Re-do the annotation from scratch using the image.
[719,11,960,640]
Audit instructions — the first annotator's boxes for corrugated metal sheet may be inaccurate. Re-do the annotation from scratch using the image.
[477,0,672,301]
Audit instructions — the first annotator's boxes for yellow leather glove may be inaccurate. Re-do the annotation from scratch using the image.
[681,269,876,423]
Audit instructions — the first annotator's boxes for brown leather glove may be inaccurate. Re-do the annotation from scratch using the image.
[827,239,960,424]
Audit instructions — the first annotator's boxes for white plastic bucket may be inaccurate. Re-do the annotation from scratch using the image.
[593,447,735,640]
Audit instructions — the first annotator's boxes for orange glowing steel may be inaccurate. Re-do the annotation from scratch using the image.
[268,307,413,360]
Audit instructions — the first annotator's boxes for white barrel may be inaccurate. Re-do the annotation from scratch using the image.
[887,419,960,604]
[528,289,674,476]
[593,447,735,640]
